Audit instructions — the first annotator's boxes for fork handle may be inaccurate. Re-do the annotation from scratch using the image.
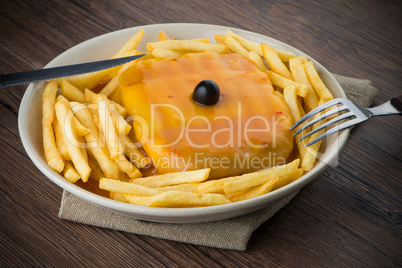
[369,95,402,116]
[390,95,402,115]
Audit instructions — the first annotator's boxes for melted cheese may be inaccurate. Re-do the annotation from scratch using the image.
[120,51,293,178]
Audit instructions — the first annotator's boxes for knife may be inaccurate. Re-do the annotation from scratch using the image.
[0,54,145,88]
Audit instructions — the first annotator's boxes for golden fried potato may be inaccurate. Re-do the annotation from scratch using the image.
[42,80,65,173]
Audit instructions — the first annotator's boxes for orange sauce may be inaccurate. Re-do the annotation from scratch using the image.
[75,179,110,198]
[119,51,294,178]
[91,78,111,93]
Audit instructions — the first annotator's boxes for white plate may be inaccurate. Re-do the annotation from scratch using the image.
[18,23,349,223]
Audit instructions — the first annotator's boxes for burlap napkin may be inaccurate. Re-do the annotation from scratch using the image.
[58,74,378,251]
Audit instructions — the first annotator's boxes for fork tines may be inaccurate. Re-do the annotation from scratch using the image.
[290,98,357,146]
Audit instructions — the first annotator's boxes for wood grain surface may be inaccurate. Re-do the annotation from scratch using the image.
[0,0,401,266]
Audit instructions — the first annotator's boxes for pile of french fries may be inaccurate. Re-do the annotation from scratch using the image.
[41,28,333,208]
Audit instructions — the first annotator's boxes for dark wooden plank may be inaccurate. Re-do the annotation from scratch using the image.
[0,0,401,267]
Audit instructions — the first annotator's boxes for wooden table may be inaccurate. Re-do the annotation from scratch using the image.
[1,0,401,266]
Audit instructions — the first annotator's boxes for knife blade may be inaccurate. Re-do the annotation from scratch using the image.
[0,54,145,88]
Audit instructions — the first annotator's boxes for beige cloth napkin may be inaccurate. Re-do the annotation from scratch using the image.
[58,74,378,251]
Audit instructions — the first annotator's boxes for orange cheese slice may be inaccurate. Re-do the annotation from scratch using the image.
[120,51,294,178]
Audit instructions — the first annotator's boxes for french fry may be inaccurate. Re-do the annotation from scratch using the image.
[196,176,238,194]
[53,115,71,161]
[84,88,97,103]
[114,157,142,179]
[42,80,65,173]
[129,168,211,188]
[262,43,293,80]
[223,188,250,200]
[98,131,107,148]
[227,30,263,55]
[297,98,306,117]
[146,191,231,207]
[96,95,142,178]
[146,40,228,53]
[56,95,90,136]
[302,99,327,171]
[303,86,320,113]
[54,97,91,182]
[97,98,124,159]
[110,109,131,136]
[302,138,322,172]
[86,103,101,130]
[228,30,297,62]
[117,191,230,207]
[63,161,81,183]
[87,157,105,181]
[99,178,162,196]
[289,57,318,112]
[274,90,284,100]
[66,69,114,91]
[298,55,308,64]
[205,168,287,195]
[158,31,172,41]
[112,29,145,58]
[151,49,184,58]
[283,84,307,159]
[303,61,333,101]
[271,168,303,190]
[147,38,210,50]
[120,194,153,206]
[72,116,90,136]
[214,34,225,44]
[223,159,300,193]
[275,48,296,62]
[70,102,120,179]
[248,51,268,72]
[98,76,119,97]
[60,79,85,102]
[119,172,131,182]
[112,193,129,203]
[78,135,88,163]
[157,183,197,193]
[123,136,150,168]
[223,35,249,59]
[229,177,278,202]
[96,93,127,116]
[268,71,308,97]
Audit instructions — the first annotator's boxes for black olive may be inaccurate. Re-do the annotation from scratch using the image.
[192,80,220,105]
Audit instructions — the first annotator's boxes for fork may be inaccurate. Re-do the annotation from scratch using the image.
[290,95,402,146]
